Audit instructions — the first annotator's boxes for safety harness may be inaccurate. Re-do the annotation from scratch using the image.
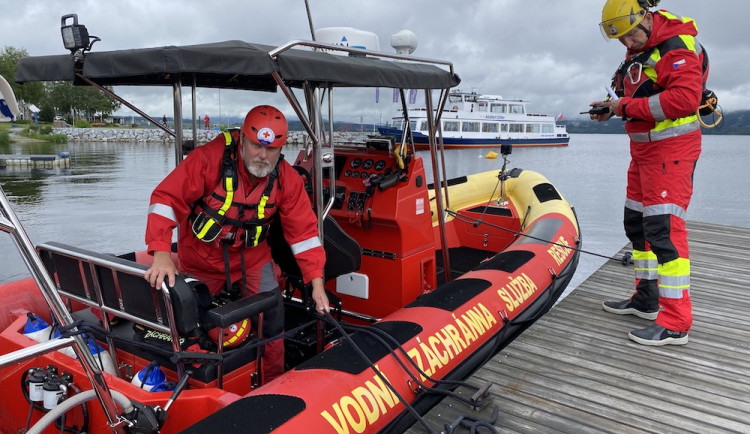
[189,129,281,293]
[610,13,720,129]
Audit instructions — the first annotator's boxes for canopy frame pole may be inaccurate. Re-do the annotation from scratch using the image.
[435,89,450,210]
[191,75,198,147]
[172,82,183,164]
[425,89,452,283]
[74,73,174,137]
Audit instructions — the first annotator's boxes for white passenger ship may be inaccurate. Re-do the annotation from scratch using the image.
[378,89,569,149]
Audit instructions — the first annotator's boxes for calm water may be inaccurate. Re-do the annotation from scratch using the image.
[2,134,748,300]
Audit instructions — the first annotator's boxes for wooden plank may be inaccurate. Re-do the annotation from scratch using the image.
[407,222,750,433]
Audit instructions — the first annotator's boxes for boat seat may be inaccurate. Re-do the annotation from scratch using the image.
[270,214,362,283]
[35,241,274,384]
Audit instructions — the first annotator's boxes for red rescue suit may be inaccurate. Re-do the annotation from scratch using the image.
[614,10,705,332]
[146,129,325,381]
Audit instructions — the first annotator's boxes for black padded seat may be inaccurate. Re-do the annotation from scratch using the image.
[36,241,271,384]
[269,214,361,282]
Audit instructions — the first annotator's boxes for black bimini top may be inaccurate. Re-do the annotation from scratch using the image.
[15,39,459,91]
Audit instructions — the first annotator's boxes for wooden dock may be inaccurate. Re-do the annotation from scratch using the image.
[407,221,750,433]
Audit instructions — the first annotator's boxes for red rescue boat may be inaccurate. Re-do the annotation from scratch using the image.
[0,18,579,433]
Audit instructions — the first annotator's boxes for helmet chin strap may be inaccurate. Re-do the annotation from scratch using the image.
[636,21,651,39]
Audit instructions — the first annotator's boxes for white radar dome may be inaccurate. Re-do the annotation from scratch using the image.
[390,30,418,55]
[316,27,380,55]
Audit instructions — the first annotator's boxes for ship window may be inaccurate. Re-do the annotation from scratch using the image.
[509,123,524,133]
[490,104,507,113]
[510,104,524,114]
[478,102,488,112]
[526,124,540,133]
[408,121,417,132]
[419,121,429,131]
[542,124,554,133]
[443,121,460,132]
[449,95,463,103]
[501,124,508,132]
[482,122,499,133]
[462,122,480,132]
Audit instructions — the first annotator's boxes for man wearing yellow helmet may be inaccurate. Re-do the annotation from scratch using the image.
[590,0,708,346]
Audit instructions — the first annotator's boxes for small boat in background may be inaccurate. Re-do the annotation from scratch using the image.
[0,74,20,122]
[378,89,570,149]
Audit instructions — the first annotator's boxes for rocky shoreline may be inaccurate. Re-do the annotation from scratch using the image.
[52,128,370,145]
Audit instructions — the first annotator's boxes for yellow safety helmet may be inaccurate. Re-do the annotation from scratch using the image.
[600,0,649,39]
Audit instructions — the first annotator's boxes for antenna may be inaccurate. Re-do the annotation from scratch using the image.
[390,30,418,55]
[304,0,316,41]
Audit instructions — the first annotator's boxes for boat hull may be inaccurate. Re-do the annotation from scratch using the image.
[0,166,578,433]
[184,168,580,433]
[376,127,569,149]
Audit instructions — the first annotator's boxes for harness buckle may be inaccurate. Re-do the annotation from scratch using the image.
[627,62,643,85]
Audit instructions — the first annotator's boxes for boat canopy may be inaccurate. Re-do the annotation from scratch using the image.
[15,37,460,244]
[15,39,459,91]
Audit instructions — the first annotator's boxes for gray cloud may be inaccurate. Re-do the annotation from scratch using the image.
[2,0,745,123]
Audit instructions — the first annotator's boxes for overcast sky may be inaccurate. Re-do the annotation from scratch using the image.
[2,0,746,124]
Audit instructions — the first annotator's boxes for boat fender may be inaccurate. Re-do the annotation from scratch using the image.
[84,338,117,375]
[131,362,170,392]
[23,313,52,343]
[50,328,77,358]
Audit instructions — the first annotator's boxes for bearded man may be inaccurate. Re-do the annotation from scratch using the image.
[144,105,328,382]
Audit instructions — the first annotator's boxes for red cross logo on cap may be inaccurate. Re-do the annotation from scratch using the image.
[256,127,275,146]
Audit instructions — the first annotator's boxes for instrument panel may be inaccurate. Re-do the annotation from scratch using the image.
[343,158,387,179]
[325,151,395,213]
[293,144,400,215]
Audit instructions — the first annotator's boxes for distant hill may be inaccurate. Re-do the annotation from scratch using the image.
[137,109,747,135]
[564,109,748,135]
[137,116,380,133]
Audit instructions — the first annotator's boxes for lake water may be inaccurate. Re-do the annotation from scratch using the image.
[2,134,748,301]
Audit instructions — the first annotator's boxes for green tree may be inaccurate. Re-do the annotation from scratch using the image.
[78,85,120,119]
[39,104,55,123]
[45,81,120,121]
[46,81,76,117]
[0,46,44,106]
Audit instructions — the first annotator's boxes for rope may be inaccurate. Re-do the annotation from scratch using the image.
[697,99,723,128]
[446,209,624,262]
[320,312,439,434]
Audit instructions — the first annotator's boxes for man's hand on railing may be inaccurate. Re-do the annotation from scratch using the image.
[144,251,177,289]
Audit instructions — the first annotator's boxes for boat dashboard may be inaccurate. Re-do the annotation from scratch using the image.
[291,144,403,216]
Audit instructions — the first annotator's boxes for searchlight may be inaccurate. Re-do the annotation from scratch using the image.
[61,14,100,56]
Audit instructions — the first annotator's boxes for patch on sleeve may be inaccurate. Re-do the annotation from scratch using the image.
[672,59,686,69]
